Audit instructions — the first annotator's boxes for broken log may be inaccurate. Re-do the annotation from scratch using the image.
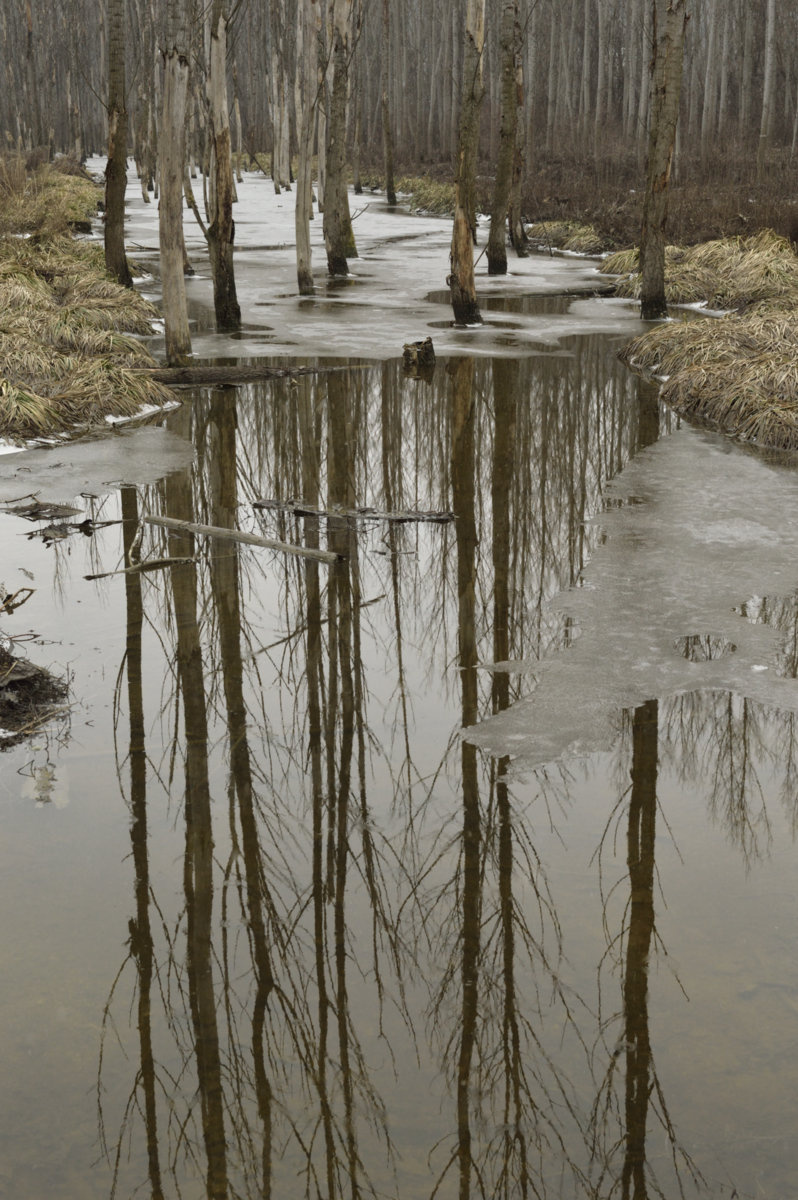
[145,363,367,387]
[144,515,341,563]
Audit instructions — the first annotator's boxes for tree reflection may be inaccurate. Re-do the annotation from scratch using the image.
[591,701,701,1200]
[99,346,680,1199]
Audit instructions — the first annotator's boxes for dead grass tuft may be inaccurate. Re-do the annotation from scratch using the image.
[525,220,608,255]
[0,160,174,442]
[621,304,798,450]
[601,229,798,310]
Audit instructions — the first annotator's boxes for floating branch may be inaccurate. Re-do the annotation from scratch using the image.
[253,498,455,524]
[144,515,341,563]
[83,557,195,581]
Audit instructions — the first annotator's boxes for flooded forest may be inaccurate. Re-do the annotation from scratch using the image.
[2,3,798,1200]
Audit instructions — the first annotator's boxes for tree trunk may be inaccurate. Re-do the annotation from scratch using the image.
[295,0,317,294]
[639,0,688,322]
[486,0,518,275]
[160,0,192,364]
[449,0,486,325]
[508,6,527,258]
[105,0,133,286]
[206,0,241,331]
[757,0,777,179]
[381,0,396,204]
[323,0,357,275]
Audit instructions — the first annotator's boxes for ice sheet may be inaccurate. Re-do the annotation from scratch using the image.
[466,426,798,771]
[94,158,649,361]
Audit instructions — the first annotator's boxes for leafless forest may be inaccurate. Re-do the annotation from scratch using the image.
[4,0,798,242]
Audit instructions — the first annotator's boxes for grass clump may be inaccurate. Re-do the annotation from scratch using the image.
[0,160,174,443]
[525,220,608,255]
[394,176,456,216]
[601,229,798,310]
[621,305,798,451]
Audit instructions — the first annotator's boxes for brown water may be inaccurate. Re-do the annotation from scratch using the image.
[0,342,796,1200]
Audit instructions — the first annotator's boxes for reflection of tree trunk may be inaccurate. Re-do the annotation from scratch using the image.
[490,362,529,1192]
[327,371,360,1197]
[450,358,480,1200]
[121,486,164,1200]
[207,391,274,1195]
[298,378,338,1199]
[165,460,228,1200]
[381,365,413,805]
[623,699,658,1200]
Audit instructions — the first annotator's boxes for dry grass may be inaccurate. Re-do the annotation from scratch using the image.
[525,219,608,255]
[621,305,798,450]
[0,161,174,442]
[601,230,798,310]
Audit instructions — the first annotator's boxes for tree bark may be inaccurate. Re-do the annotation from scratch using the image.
[639,0,688,322]
[159,0,192,364]
[487,0,518,275]
[449,0,486,325]
[381,0,396,205]
[757,0,777,179]
[105,0,133,286]
[206,0,241,331]
[295,0,317,294]
[323,0,357,275]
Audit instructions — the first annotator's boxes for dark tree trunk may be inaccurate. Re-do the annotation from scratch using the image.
[487,0,518,275]
[105,0,133,287]
[640,0,688,321]
[206,0,241,331]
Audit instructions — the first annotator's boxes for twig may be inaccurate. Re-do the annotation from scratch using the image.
[83,557,195,581]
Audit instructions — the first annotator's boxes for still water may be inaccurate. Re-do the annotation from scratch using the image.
[0,340,796,1199]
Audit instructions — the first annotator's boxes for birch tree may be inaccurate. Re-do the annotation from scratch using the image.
[639,0,688,321]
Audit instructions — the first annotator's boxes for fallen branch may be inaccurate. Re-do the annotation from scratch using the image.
[84,557,195,581]
[144,515,341,563]
[253,498,454,524]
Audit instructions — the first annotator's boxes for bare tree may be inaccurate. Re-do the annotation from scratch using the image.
[159,0,191,364]
[487,0,520,275]
[449,0,486,325]
[206,0,241,330]
[639,0,689,321]
[323,0,358,275]
[105,0,133,287]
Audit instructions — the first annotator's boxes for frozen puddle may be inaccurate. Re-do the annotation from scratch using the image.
[468,425,798,771]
